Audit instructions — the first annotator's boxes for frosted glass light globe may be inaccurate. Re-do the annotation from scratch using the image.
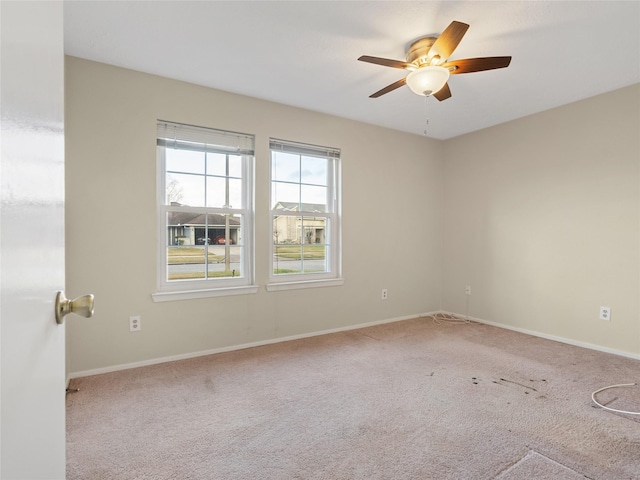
[406,66,450,96]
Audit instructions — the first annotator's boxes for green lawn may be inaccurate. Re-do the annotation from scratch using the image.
[273,269,319,274]
[168,247,224,264]
[168,270,238,280]
[274,245,326,259]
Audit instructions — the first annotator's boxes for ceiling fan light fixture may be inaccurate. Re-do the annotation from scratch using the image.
[406,66,450,96]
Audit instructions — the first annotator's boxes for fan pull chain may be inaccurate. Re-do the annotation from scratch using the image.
[423,95,430,137]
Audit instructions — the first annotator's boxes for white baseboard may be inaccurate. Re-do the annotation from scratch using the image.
[67,309,638,383]
[441,310,640,361]
[68,311,440,381]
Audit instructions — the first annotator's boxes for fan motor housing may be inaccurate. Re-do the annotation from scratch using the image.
[405,37,437,66]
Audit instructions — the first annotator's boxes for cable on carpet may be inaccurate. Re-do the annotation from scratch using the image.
[591,383,640,415]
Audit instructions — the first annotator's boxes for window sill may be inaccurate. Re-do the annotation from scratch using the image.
[266,278,344,292]
[152,285,259,302]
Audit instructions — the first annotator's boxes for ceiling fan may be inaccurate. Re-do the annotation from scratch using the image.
[358,21,511,100]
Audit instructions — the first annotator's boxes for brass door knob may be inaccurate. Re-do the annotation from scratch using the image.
[55,291,94,324]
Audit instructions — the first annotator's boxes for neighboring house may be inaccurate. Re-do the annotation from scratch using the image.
[167,210,240,246]
[273,202,326,245]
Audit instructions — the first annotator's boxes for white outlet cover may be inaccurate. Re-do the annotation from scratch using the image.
[129,315,141,331]
[599,307,611,321]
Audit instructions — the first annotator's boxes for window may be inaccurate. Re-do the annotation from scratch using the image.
[268,138,342,290]
[153,121,256,301]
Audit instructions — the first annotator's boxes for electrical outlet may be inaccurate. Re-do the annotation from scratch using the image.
[381,289,388,300]
[465,285,471,296]
[129,315,141,332]
[599,306,611,321]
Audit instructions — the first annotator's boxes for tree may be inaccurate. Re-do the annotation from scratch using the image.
[166,176,184,204]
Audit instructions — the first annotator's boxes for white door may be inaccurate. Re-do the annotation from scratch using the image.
[1,2,66,478]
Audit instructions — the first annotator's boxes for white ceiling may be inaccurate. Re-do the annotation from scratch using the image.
[64,1,640,140]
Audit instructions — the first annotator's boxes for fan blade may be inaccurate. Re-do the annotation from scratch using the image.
[433,83,451,101]
[370,78,407,98]
[429,21,469,61]
[444,56,512,74]
[358,55,413,70]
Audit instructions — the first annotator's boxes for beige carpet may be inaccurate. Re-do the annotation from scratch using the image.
[494,450,588,479]
[66,316,640,479]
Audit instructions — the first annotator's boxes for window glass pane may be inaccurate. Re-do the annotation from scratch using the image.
[206,213,241,245]
[303,245,328,273]
[165,209,209,280]
[166,211,206,246]
[166,149,205,175]
[273,215,303,244]
[271,245,328,276]
[234,214,244,246]
[300,185,327,212]
[228,155,242,178]
[228,178,242,208]
[207,245,242,279]
[273,245,302,275]
[166,173,204,206]
[166,175,186,206]
[207,212,242,278]
[301,216,327,244]
[272,152,300,182]
[205,176,226,208]
[206,152,227,176]
[205,153,242,178]
[205,177,243,208]
[272,181,300,210]
[166,248,207,281]
[167,211,193,246]
[301,156,328,186]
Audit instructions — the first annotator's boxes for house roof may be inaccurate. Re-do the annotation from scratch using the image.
[274,202,326,213]
[167,212,240,227]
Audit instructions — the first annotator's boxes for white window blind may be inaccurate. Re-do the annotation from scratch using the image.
[269,138,340,159]
[158,120,254,156]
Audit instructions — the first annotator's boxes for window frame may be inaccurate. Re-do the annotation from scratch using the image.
[267,138,343,291]
[153,121,257,302]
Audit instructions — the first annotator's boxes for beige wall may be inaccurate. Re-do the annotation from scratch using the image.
[66,56,639,375]
[65,57,444,375]
[442,84,640,355]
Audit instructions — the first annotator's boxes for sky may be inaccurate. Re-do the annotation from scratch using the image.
[165,149,329,210]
